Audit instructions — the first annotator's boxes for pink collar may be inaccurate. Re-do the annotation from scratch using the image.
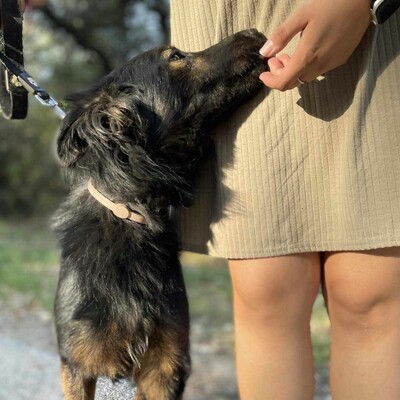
[87,179,147,225]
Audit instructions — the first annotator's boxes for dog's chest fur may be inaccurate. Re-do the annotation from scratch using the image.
[54,187,188,377]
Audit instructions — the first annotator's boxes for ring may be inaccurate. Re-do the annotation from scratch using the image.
[297,77,306,85]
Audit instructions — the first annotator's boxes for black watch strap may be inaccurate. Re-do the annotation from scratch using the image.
[371,0,400,24]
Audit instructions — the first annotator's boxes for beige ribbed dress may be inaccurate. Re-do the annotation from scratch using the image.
[170,0,400,259]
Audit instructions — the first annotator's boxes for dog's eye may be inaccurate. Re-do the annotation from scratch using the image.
[101,116,111,130]
[169,51,186,62]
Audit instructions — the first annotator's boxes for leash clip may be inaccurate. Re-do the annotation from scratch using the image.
[34,92,66,119]
[0,50,66,120]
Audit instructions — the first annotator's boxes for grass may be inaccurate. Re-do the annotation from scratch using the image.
[0,220,59,310]
[0,220,331,365]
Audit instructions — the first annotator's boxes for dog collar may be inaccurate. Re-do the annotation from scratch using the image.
[87,179,147,225]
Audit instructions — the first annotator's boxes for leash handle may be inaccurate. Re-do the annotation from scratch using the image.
[0,0,28,119]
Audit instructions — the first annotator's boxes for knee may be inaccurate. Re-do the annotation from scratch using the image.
[327,277,400,332]
[230,255,321,324]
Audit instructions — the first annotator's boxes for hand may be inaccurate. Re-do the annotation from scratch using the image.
[259,0,372,91]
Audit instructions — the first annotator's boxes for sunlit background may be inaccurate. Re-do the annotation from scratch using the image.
[0,1,331,398]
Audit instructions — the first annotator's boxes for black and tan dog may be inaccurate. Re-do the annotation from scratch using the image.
[53,29,266,400]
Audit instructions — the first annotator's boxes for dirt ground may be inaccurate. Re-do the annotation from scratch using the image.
[0,295,330,400]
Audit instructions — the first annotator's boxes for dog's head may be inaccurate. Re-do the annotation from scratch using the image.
[58,29,266,206]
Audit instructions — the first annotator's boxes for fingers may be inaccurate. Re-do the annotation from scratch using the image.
[259,5,308,57]
[260,23,325,91]
[267,54,290,75]
[259,0,372,91]
[259,3,310,90]
[267,58,284,75]
[259,68,300,91]
[260,45,307,90]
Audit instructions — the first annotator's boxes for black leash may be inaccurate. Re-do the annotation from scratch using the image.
[0,0,27,119]
[0,0,65,120]
[0,50,66,119]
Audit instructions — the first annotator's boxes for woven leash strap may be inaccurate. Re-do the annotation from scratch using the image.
[0,0,28,119]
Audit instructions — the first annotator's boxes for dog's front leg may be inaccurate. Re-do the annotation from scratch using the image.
[61,362,97,400]
[134,326,190,400]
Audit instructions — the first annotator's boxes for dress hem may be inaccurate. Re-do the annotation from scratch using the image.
[181,238,400,260]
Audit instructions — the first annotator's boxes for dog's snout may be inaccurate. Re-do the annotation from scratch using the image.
[237,29,267,42]
[243,28,261,37]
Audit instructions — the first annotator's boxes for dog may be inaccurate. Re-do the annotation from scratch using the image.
[53,29,266,400]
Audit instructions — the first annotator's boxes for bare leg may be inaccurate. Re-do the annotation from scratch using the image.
[229,253,321,400]
[324,247,400,400]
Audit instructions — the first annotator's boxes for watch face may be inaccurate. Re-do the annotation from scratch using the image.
[375,0,400,23]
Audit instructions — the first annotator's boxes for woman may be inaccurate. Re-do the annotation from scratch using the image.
[170,0,400,398]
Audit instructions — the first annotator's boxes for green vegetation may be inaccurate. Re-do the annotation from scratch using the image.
[0,221,331,365]
[182,253,232,322]
[0,0,170,218]
[311,293,331,364]
[0,221,59,310]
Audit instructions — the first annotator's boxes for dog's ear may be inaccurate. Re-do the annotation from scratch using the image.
[57,107,89,167]
[57,84,143,167]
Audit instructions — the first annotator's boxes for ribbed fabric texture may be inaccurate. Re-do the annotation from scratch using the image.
[170,0,400,259]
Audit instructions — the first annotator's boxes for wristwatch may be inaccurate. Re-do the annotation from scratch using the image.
[371,0,400,24]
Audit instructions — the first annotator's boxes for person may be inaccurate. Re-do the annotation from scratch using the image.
[170,0,400,399]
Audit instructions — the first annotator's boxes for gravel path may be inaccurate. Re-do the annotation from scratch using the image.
[0,299,330,400]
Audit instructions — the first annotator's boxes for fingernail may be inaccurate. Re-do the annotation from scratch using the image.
[259,40,274,57]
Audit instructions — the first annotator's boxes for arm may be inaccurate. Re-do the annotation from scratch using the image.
[259,0,372,91]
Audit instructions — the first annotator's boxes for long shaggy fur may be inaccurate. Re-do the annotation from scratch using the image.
[53,29,266,400]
